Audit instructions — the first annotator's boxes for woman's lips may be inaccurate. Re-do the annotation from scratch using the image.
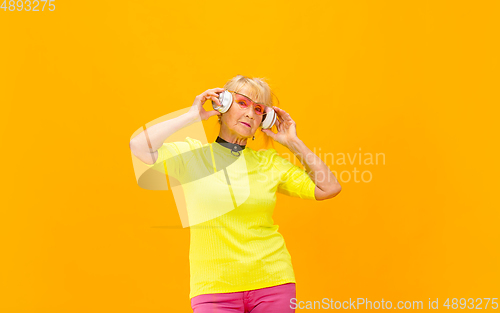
[240,122,251,127]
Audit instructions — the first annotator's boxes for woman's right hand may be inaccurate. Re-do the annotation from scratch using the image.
[189,88,225,121]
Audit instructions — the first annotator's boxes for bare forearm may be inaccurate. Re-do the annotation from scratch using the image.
[129,112,199,153]
[286,138,341,192]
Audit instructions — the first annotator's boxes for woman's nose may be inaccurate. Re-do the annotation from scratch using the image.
[245,106,256,119]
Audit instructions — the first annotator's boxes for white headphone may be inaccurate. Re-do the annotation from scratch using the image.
[212,90,277,129]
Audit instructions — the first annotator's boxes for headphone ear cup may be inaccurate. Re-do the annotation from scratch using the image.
[261,109,277,129]
[212,90,232,113]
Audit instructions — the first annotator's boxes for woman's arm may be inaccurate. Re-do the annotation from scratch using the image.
[129,112,199,165]
[286,138,342,200]
[262,107,341,200]
[129,88,224,165]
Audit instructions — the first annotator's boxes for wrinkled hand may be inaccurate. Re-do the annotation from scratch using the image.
[261,107,299,148]
[188,88,224,121]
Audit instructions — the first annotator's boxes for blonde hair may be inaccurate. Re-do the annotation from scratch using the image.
[224,75,276,107]
[217,74,279,149]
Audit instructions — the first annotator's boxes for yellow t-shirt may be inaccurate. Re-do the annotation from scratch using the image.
[140,137,317,299]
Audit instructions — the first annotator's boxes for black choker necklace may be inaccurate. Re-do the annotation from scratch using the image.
[215,136,246,156]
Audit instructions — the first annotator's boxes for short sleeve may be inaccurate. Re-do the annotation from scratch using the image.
[137,137,202,180]
[269,149,317,201]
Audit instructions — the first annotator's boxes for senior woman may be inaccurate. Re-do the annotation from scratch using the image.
[129,75,341,313]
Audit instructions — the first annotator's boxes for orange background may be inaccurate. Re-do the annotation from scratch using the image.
[1,0,499,312]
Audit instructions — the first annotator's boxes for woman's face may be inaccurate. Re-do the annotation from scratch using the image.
[220,87,264,139]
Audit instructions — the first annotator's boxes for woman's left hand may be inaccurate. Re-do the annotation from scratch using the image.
[261,107,299,148]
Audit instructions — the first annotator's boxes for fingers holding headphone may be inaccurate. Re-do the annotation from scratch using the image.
[274,107,294,123]
[202,88,226,107]
[207,88,224,96]
[207,88,225,107]
[210,87,225,93]
[275,117,282,132]
[200,88,219,101]
[274,107,295,129]
[210,94,221,107]
[191,88,224,121]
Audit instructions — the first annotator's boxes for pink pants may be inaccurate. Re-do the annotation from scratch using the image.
[191,283,296,313]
